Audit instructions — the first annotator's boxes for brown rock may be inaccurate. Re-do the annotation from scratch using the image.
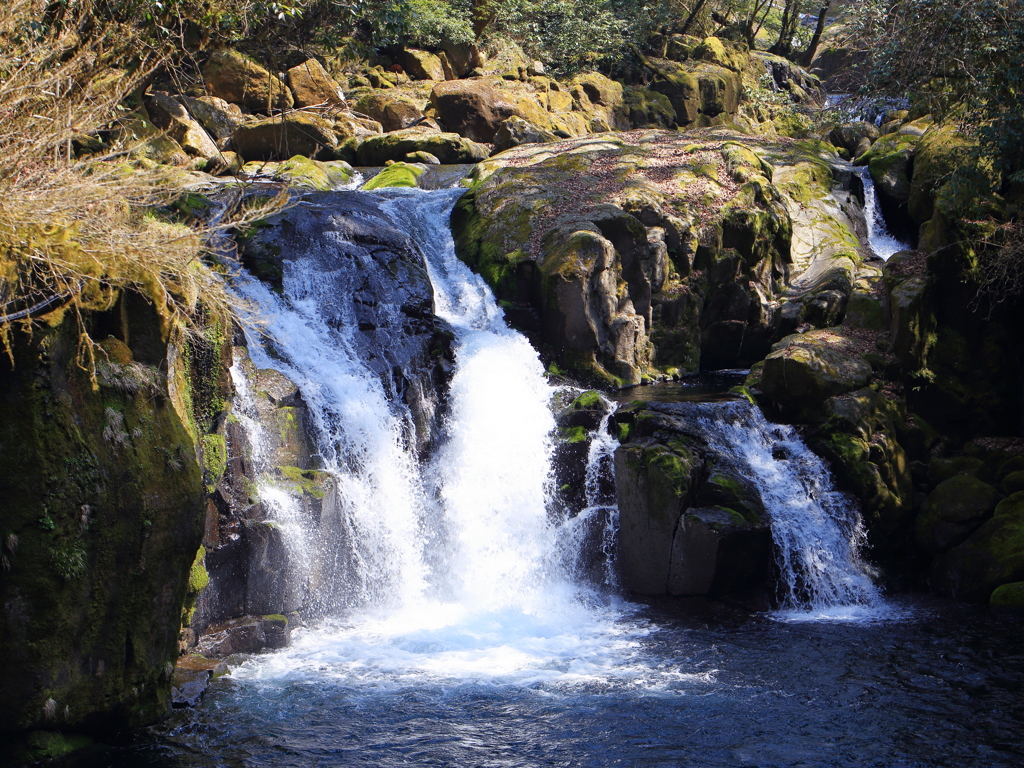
[202,48,293,112]
[287,58,346,108]
[399,49,445,81]
[232,112,338,161]
[354,92,424,133]
[178,95,247,142]
[429,79,518,142]
[145,91,222,161]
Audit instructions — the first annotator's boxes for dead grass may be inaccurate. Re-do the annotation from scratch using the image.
[0,1,285,365]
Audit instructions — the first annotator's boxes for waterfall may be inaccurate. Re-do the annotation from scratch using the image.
[857,166,910,261]
[228,188,647,688]
[682,400,884,619]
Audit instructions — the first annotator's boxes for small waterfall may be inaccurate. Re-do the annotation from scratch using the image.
[683,401,884,619]
[857,166,910,261]
[557,394,621,589]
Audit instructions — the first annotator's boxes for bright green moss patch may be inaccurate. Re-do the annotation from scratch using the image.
[361,162,424,190]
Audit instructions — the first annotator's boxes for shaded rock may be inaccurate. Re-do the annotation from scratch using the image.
[1003,471,1024,495]
[195,615,291,657]
[353,91,425,133]
[623,88,676,128]
[355,128,489,165]
[203,48,293,112]
[429,79,518,142]
[232,113,338,161]
[916,475,1001,555]
[287,58,346,108]
[928,455,988,487]
[931,494,1024,602]
[493,115,558,152]
[404,150,439,164]
[760,330,873,420]
[831,121,880,156]
[990,581,1024,611]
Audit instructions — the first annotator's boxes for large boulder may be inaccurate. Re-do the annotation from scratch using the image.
[915,475,1002,555]
[239,156,354,190]
[354,127,490,165]
[177,95,248,142]
[931,492,1024,602]
[353,92,425,133]
[232,112,338,161]
[286,59,346,108]
[202,49,293,112]
[399,49,446,81]
[760,330,873,420]
[492,116,558,152]
[613,403,772,597]
[429,79,518,142]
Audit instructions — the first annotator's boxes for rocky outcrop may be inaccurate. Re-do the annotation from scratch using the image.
[287,59,346,108]
[0,292,225,736]
[611,402,772,599]
[452,130,869,385]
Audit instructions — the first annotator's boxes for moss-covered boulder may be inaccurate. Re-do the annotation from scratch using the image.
[232,113,338,161]
[178,95,248,142]
[990,581,1024,611]
[0,296,215,735]
[240,155,353,190]
[761,330,873,420]
[623,87,677,128]
[287,59,346,108]
[355,127,490,165]
[613,403,772,598]
[908,124,971,224]
[636,53,742,126]
[399,48,446,81]
[931,492,1024,602]
[202,49,293,113]
[915,475,1001,555]
[145,91,222,162]
[361,162,424,190]
[493,116,558,152]
[353,91,425,133]
[808,388,914,546]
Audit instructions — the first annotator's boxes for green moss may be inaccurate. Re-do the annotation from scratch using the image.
[560,425,588,444]
[618,422,632,442]
[277,466,330,499]
[200,433,227,493]
[571,391,604,410]
[262,613,288,625]
[990,581,1024,609]
[188,546,209,593]
[361,162,425,190]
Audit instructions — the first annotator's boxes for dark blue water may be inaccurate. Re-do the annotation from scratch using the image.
[69,595,1024,768]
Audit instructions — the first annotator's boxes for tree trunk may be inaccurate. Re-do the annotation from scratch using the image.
[770,0,803,59]
[800,2,831,66]
[679,0,709,37]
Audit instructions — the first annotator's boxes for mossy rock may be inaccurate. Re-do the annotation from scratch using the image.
[760,330,872,420]
[355,129,490,165]
[990,581,1024,610]
[915,475,1001,555]
[361,162,424,190]
[931,500,1024,602]
[202,49,293,112]
[694,37,750,72]
[927,455,988,487]
[908,124,972,224]
[232,113,338,162]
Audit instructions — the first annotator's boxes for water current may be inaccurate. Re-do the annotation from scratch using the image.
[856,167,910,261]
[68,186,1024,767]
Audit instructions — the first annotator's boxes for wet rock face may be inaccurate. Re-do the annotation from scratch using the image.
[611,403,772,599]
[0,300,208,734]
[240,191,455,457]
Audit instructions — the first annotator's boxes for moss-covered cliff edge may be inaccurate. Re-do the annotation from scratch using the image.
[0,290,230,755]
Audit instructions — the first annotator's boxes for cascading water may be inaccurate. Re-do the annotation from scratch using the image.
[856,165,911,261]
[228,187,651,690]
[680,400,884,620]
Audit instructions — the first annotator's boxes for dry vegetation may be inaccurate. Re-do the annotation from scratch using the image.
[0,0,283,364]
